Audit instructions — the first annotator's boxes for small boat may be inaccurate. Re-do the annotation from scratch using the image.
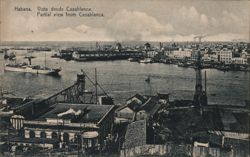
[64,56,72,61]
[128,57,138,62]
[4,52,16,60]
[4,54,9,59]
[24,55,36,59]
[51,53,60,58]
[210,93,216,96]
[145,76,150,83]
[139,58,152,63]
[24,50,36,59]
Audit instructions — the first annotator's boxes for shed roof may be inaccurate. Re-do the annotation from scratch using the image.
[36,103,114,124]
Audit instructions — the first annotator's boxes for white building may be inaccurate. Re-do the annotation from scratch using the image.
[231,57,247,65]
[170,48,192,58]
[219,49,232,64]
[241,50,249,59]
[202,53,218,62]
[146,50,158,58]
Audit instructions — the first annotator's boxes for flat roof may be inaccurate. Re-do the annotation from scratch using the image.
[35,103,114,124]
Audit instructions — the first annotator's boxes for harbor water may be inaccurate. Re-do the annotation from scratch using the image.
[0,49,249,106]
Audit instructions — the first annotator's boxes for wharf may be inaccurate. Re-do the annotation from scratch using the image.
[59,49,143,61]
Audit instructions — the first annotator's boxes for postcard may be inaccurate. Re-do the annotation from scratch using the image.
[0,0,249,156]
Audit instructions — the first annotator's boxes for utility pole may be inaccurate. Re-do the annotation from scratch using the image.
[95,68,98,104]
[45,52,47,67]
[204,70,207,95]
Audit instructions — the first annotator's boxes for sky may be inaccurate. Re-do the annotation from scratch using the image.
[0,0,249,42]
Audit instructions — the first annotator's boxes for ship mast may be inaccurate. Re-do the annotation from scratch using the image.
[45,52,47,67]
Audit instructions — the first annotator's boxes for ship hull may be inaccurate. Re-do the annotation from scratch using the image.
[139,58,152,63]
[4,66,60,76]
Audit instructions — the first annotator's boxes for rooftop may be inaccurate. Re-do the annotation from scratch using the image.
[35,103,114,124]
[123,120,147,149]
[126,93,148,104]
[117,95,163,116]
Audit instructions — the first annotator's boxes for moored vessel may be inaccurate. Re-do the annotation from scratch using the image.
[139,57,152,63]
[4,52,61,76]
[4,62,61,76]
[128,57,139,62]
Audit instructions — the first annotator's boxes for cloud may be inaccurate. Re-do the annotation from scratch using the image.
[10,24,113,41]
[106,9,174,41]
[173,6,210,33]
[1,4,249,42]
[220,10,248,34]
[2,15,54,41]
[205,33,248,42]
[200,14,209,26]
[169,6,249,41]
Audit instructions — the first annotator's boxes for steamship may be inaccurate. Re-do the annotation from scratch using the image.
[4,56,61,76]
[4,63,61,76]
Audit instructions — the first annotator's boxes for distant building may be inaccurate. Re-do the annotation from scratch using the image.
[170,48,192,59]
[231,57,247,65]
[218,49,233,64]
[146,50,158,58]
[202,52,218,62]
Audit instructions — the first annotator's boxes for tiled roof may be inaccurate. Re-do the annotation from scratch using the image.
[123,120,147,149]
[117,95,162,116]
[116,100,141,112]
[126,93,147,104]
[141,97,162,115]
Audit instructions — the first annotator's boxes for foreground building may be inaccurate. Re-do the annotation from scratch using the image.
[9,103,115,151]
[115,93,169,123]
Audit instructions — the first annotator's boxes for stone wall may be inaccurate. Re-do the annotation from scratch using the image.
[120,143,249,157]
[121,145,167,157]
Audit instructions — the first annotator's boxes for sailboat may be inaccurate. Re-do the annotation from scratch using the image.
[4,52,61,76]
[145,76,150,83]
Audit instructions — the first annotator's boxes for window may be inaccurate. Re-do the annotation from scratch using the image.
[63,133,69,143]
[75,134,82,143]
[29,131,35,138]
[52,132,58,139]
[40,131,46,138]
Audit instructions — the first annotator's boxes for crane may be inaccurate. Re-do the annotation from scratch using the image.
[193,34,208,109]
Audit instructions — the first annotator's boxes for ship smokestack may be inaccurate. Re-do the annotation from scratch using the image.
[28,58,31,65]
